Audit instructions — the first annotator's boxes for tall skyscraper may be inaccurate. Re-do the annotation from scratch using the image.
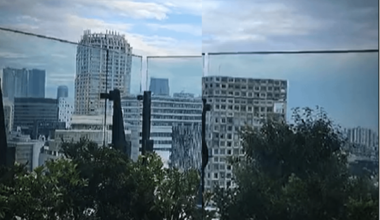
[75,30,133,115]
[57,85,69,99]
[202,76,287,190]
[2,67,28,100]
[149,77,170,96]
[27,69,45,98]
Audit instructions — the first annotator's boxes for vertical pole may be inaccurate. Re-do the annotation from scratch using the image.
[141,91,151,164]
[200,98,211,219]
[0,78,8,167]
[103,49,109,147]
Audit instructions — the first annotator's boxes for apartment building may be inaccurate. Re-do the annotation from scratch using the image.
[202,76,287,190]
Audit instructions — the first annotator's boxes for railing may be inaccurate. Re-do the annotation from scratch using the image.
[0,27,378,180]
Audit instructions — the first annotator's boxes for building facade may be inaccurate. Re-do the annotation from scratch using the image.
[53,115,132,153]
[7,129,45,172]
[345,127,379,159]
[75,30,133,115]
[149,77,170,96]
[122,93,203,165]
[202,76,287,190]
[2,98,13,133]
[2,67,28,100]
[58,97,74,129]
[27,69,46,98]
[13,98,59,139]
[2,67,46,100]
[170,124,202,171]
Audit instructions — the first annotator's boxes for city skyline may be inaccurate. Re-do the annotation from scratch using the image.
[0,1,377,133]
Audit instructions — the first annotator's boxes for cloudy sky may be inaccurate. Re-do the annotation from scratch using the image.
[0,0,378,132]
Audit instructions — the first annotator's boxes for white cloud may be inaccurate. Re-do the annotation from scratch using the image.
[202,1,322,45]
[145,23,202,36]
[151,0,202,16]
[202,0,378,52]
[0,0,201,56]
[78,0,171,20]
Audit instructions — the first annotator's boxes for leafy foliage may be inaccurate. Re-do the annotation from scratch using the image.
[0,138,215,219]
[214,107,378,220]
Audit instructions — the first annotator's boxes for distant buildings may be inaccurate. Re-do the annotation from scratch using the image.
[345,127,379,159]
[2,67,28,100]
[122,93,202,164]
[2,98,13,132]
[27,69,46,98]
[53,114,132,152]
[53,114,113,151]
[13,97,61,139]
[2,67,45,100]
[7,128,45,172]
[149,77,170,96]
[202,76,287,190]
[57,85,69,99]
[75,30,133,115]
[58,97,74,129]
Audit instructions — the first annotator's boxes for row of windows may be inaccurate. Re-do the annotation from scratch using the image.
[204,89,285,99]
[204,82,285,92]
[203,76,286,85]
[139,139,172,145]
[152,103,202,109]
[213,104,273,112]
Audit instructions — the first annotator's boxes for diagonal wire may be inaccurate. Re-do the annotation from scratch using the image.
[0,26,142,57]
[2,26,377,56]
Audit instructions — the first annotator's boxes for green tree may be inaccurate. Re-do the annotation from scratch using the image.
[0,138,215,219]
[59,138,210,219]
[0,159,87,219]
[214,107,379,220]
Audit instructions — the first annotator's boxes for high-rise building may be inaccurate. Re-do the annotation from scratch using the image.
[58,97,74,129]
[122,93,202,163]
[2,98,13,133]
[2,67,46,100]
[149,77,170,96]
[2,67,28,100]
[75,30,133,115]
[57,85,69,99]
[202,76,287,190]
[13,98,60,139]
[27,69,45,98]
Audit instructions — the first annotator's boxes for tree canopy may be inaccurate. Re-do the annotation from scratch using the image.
[214,107,378,220]
[0,138,214,220]
[0,107,378,219]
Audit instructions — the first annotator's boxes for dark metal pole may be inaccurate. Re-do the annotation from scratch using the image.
[200,98,211,219]
[141,91,152,165]
[0,79,8,167]
[103,49,109,147]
